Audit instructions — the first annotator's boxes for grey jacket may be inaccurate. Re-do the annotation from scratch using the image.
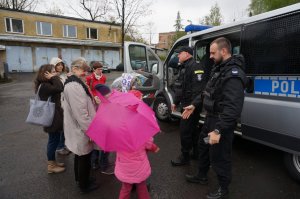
[63,81,96,156]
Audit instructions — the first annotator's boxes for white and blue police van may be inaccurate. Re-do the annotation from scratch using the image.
[123,3,300,181]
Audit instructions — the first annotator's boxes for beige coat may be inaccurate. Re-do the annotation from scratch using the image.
[63,81,96,156]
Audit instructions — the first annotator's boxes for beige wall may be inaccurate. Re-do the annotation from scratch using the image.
[0,9,121,43]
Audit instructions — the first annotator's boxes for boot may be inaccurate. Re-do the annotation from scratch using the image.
[55,161,65,167]
[185,174,208,185]
[171,154,190,166]
[207,187,229,199]
[79,182,99,194]
[48,161,65,174]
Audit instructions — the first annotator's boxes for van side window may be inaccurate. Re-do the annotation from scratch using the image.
[195,41,214,77]
[242,13,300,75]
[147,49,159,74]
[129,45,148,72]
[196,46,207,63]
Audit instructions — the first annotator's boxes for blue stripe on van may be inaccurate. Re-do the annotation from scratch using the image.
[254,76,300,98]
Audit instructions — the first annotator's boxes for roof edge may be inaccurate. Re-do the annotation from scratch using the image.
[0,7,121,27]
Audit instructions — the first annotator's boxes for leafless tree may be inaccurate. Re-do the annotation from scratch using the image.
[0,0,37,11]
[112,0,152,35]
[68,0,111,21]
[46,4,64,16]
[111,0,152,62]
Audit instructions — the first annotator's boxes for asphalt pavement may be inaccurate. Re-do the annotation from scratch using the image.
[0,72,299,199]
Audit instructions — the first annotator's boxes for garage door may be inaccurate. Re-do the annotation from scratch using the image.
[84,49,103,64]
[61,48,81,67]
[104,50,120,69]
[6,46,33,72]
[35,47,58,71]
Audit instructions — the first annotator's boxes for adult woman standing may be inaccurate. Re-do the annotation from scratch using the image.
[86,61,106,96]
[50,57,70,156]
[63,59,98,193]
[34,64,65,174]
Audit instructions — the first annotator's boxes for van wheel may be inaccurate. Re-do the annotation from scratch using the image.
[153,97,170,121]
[284,152,300,182]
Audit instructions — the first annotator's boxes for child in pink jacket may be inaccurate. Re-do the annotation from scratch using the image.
[115,89,159,199]
[115,138,159,199]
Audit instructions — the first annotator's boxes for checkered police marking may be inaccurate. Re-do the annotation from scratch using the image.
[254,76,300,98]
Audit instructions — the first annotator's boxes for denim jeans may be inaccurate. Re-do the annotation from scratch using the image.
[91,150,109,169]
[56,131,65,150]
[47,133,61,161]
[100,151,109,169]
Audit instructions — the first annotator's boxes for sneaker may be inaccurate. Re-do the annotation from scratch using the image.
[57,148,71,155]
[101,165,114,175]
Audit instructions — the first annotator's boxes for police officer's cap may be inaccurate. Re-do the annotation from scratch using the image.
[175,46,193,55]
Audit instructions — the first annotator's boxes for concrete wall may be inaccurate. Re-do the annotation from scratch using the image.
[0,9,122,72]
[0,9,121,43]
[0,41,121,72]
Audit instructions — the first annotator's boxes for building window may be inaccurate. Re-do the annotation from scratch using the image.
[86,27,98,39]
[63,25,77,38]
[36,21,52,36]
[5,18,24,33]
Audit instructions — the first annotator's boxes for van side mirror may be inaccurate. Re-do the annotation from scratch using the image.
[151,63,158,74]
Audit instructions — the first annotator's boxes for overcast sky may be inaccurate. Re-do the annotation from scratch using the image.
[37,0,251,43]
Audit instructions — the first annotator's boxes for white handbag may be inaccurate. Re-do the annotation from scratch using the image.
[26,85,55,127]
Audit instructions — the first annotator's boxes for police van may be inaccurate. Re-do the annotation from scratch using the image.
[123,3,300,181]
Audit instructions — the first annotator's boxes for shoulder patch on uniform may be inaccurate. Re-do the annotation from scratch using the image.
[231,68,239,76]
[194,70,204,74]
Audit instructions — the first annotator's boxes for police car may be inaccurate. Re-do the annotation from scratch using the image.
[122,3,300,182]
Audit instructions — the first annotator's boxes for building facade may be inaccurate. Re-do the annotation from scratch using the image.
[156,32,176,50]
[0,8,122,74]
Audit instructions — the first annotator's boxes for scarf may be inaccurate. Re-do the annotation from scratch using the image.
[64,75,93,100]
[94,72,102,80]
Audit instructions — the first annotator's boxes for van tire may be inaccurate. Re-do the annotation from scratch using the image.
[154,97,170,121]
[284,152,300,182]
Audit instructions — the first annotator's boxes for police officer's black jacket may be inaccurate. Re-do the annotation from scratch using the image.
[203,55,248,133]
[174,57,208,108]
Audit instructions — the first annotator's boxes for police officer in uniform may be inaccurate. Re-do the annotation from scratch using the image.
[184,37,247,199]
[170,46,208,166]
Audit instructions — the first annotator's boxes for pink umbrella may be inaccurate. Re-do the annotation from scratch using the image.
[87,90,160,152]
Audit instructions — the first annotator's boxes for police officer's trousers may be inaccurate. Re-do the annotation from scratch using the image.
[197,115,234,190]
[180,108,200,158]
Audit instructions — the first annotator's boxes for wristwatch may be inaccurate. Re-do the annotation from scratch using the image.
[214,129,220,135]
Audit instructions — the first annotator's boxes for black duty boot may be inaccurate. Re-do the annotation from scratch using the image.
[185,174,208,185]
[207,187,229,199]
[171,154,190,166]
[79,182,99,194]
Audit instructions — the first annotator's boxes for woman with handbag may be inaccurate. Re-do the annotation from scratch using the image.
[34,64,65,174]
[63,59,99,194]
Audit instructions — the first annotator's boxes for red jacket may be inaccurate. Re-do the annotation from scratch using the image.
[86,73,107,96]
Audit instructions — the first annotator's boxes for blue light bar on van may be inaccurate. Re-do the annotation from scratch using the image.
[185,25,212,33]
[254,76,300,98]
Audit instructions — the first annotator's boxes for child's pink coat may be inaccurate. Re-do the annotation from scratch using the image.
[114,139,158,184]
